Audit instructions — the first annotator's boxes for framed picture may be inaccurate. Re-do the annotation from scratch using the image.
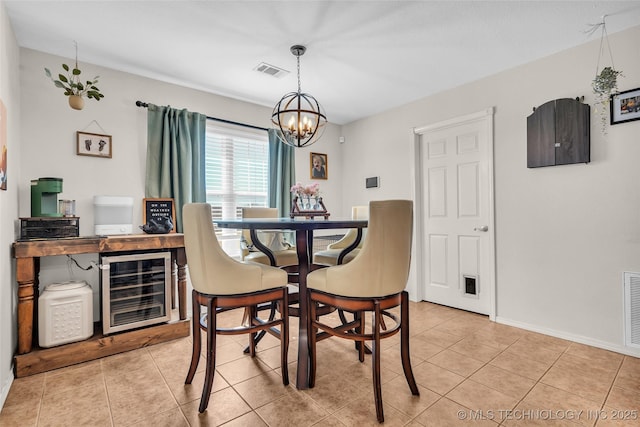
[142,198,176,233]
[310,152,328,180]
[76,131,112,158]
[610,87,640,125]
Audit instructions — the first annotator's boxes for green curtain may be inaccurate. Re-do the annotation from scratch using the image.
[268,129,295,217]
[145,104,206,232]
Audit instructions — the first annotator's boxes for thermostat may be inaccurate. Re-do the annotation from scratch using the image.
[365,176,379,189]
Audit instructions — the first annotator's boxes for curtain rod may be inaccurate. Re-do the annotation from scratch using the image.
[135,100,269,132]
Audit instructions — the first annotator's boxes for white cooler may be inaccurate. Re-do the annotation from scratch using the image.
[39,281,94,347]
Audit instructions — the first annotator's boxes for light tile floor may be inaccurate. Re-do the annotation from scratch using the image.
[2,301,639,426]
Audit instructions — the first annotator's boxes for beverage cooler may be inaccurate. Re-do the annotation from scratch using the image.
[100,252,171,334]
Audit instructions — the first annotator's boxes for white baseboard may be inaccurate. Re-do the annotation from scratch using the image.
[0,371,14,411]
[495,316,640,358]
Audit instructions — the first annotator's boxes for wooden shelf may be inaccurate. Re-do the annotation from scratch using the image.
[14,319,190,378]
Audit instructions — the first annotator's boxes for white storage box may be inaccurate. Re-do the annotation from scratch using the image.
[39,281,94,348]
[94,195,134,235]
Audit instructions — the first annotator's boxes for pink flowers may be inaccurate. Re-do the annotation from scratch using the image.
[290,182,320,197]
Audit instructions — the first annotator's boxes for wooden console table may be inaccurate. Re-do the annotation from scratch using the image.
[12,234,189,377]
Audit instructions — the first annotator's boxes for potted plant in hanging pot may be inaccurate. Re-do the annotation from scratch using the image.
[45,62,104,110]
[592,66,623,133]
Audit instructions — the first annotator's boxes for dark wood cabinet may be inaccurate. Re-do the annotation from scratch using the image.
[527,98,590,168]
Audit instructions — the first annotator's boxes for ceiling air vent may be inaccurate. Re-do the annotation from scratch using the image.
[254,62,289,78]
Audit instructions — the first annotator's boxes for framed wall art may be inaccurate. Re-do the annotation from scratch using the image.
[310,152,327,180]
[610,87,640,125]
[76,131,112,158]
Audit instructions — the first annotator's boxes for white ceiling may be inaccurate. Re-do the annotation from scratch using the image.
[6,1,640,125]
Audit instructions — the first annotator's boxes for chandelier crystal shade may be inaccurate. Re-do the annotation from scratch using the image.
[271,45,327,148]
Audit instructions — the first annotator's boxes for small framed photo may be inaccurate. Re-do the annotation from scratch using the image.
[610,87,640,125]
[310,152,327,180]
[76,131,112,158]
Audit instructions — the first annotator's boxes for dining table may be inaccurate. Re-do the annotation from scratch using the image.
[215,216,368,389]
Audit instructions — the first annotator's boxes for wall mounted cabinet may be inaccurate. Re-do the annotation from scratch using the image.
[527,98,590,168]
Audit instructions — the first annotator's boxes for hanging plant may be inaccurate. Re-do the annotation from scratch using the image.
[587,16,623,134]
[44,42,104,110]
[593,66,623,132]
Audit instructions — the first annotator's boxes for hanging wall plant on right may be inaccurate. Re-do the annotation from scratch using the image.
[588,16,623,134]
[593,66,622,132]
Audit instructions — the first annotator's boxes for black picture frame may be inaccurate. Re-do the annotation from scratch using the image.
[610,87,640,125]
[142,198,176,233]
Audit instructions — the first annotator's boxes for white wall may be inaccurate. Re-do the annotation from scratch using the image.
[0,0,21,408]
[341,25,640,355]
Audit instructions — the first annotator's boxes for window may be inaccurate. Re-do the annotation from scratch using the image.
[205,122,269,256]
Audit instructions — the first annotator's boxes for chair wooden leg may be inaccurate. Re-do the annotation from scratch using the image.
[356,310,365,362]
[280,289,289,385]
[309,297,318,388]
[243,302,277,354]
[199,296,217,413]
[185,290,201,384]
[372,300,384,423]
[400,291,419,396]
[248,305,257,357]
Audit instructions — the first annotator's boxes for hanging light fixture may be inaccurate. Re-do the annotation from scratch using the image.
[271,45,327,148]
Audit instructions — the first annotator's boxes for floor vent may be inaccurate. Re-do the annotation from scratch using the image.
[253,62,289,78]
[624,272,640,348]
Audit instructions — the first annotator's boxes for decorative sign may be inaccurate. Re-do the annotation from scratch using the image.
[143,198,176,233]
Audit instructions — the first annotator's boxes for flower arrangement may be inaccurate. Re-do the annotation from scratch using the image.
[290,182,320,198]
[290,182,321,211]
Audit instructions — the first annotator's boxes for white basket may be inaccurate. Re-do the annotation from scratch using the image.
[39,281,93,348]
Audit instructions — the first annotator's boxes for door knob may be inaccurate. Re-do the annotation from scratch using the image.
[474,225,489,232]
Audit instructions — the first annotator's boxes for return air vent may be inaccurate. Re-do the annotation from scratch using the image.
[253,62,289,78]
[624,272,640,348]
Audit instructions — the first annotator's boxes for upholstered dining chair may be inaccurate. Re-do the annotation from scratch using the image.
[306,200,419,423]
[182,203,289,413]
[241,207,297,267]
[313,205,368,266]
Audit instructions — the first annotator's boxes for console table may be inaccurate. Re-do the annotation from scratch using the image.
[12,234,189,377]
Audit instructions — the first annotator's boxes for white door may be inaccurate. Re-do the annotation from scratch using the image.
[413,109,495,316]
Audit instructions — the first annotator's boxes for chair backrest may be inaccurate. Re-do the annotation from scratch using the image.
[241,207,278,247]
[351,205,368,220]
[183,203,262,295]
[351,205,369,248]
[326,200,413,297]
[327,205,369,250]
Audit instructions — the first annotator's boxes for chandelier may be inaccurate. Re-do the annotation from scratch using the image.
[271,45,327,148]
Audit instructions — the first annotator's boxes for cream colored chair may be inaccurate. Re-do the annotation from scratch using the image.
[306,200,419,423]
[313,205,368,266]
[241,207,298,267]
[183,203,289,413]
